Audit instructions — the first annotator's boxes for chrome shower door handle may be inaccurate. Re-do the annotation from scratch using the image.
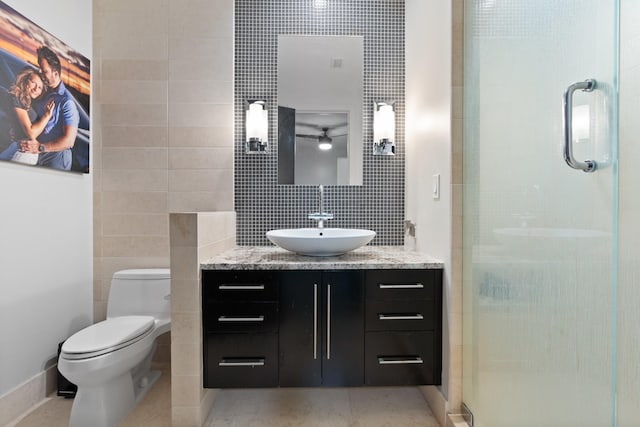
[562,79,597,172]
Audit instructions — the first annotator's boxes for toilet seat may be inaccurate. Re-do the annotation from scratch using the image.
[61,316,155,360]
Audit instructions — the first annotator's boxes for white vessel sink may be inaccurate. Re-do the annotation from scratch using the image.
[266,228,376,256]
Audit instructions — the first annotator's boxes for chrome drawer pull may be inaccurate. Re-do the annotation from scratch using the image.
[378,314,424,321]
[378,283,424,289]
[378,357,424,365]
[219,358,265,367]
[217,316,265,322]
[219,284,265,290]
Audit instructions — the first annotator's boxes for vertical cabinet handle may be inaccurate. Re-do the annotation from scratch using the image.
[327,284,331,360]
[562,79,597,172]
[313,283,318,360]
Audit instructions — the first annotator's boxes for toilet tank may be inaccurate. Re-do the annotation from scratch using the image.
[107,269,171,320]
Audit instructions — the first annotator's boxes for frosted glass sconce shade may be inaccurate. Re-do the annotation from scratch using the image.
[373,101,395,155]
[245,100,268,153]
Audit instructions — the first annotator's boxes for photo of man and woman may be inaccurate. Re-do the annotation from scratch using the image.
[0,1,90,173]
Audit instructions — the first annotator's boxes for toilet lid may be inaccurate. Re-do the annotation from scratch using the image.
[61,316,155,359]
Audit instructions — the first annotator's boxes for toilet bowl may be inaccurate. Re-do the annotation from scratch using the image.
[58,269,170,427]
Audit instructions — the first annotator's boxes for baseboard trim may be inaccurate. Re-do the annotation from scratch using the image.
[0,365,58,427]
[447,413,471,427]
[420,385,447,427]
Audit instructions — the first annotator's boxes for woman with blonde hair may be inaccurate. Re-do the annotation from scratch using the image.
[0,66,54,165]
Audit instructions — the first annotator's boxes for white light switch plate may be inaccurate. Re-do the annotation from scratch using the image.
[432,174,440,200]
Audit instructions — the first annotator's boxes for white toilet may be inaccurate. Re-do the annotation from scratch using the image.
[58,269,171,427]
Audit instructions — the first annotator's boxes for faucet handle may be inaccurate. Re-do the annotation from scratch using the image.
[308,212,334,220]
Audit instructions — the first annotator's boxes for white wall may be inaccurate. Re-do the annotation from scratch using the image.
[405,0,453,402]
[0,0,92,397]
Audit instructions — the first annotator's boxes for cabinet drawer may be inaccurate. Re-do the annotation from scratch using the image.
[365,331,441,386]
[204,333,278,388]
[366,300,438,331]
[365,269,442,301]
[204,302,278,333]
[203,270,278,302]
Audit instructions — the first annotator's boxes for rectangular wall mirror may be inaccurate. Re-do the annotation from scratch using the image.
[278,35,364,185]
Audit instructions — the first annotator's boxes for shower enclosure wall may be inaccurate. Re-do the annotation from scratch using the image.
[462,1,639,426]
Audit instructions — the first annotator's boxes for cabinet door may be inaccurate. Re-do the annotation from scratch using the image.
[279,271,322,386]
[322,270,364,386]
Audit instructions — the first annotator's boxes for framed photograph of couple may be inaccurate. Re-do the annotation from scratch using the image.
[0,0,90,173]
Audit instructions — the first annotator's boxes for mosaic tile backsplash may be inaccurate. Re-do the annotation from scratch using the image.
[235,0,405,245]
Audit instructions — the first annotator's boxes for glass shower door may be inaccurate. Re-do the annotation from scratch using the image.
[462,1,618,426]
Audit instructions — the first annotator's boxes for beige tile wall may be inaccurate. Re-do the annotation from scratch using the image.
[92,0,234,318]
[93,0,234,406]
[169,212,235,426]
[449,0,464,414]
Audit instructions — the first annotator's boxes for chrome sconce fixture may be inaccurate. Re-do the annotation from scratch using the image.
[245,100,268,153]
[373,101,395,155]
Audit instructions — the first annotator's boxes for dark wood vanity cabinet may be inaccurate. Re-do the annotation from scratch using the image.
[202,270,279,388]
[202,267,442,389]
[278,270,364,387]
[364,269,443,386]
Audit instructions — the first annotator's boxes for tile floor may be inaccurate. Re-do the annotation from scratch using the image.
[10,364,440,427]
[205,387,441,427]
[11,364,171,427]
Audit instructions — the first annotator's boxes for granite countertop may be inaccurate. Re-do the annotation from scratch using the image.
[201,246,444,270]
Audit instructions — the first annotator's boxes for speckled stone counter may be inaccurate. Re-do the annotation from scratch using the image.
[201,246,443,270]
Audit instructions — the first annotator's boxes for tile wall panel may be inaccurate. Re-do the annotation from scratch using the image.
[94,0,235,326]
[235,0,405,245]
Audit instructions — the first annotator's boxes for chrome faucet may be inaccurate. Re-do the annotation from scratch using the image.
[308,185,334,229]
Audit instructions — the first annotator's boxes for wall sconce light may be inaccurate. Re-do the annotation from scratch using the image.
[373,101,395,155]
[245,100,268,153]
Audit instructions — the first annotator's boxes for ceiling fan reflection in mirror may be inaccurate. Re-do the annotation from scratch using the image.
[296,127,347,150]
[295,123,347,151]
